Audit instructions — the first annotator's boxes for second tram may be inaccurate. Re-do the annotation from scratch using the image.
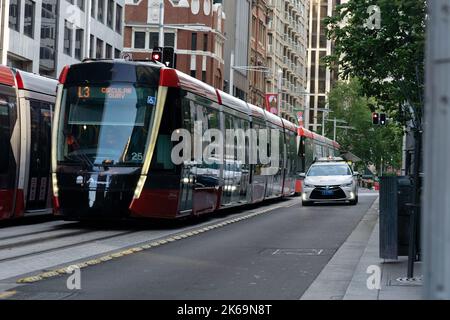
[0,66,58,220]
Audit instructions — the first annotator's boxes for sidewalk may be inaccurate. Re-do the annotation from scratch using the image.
[301,197,423,300]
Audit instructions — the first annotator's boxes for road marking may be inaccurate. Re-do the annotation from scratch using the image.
[0,290,16,299]
[14,198,301,285]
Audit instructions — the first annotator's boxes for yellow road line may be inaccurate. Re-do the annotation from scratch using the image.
[0,290,17,299]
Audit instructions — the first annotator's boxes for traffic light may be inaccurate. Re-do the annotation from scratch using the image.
[151,47,163,62]
[372,112,379,125]
[379,113,386,125]
[162,47,176,68]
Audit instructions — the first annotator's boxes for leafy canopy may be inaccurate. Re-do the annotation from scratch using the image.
[326,79,403,171]
[324,0,426,124]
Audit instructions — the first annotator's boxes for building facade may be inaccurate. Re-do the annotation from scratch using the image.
[222,0,250,101]
[248,0,268,108]
[4,0,124,77]
[266,0,309,123]
[305,0,340,132]
[123,0,225,89]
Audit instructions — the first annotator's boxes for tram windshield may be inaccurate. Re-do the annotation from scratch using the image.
[57,83,158,167]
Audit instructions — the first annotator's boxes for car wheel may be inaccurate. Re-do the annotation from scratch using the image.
[349,196,358,205]
[302,200,313,206]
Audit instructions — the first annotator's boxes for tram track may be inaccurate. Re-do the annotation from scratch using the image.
[0,230,139,263]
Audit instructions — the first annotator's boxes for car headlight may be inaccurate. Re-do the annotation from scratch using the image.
[341,182,353,187]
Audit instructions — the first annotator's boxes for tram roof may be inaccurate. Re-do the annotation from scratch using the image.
[263,109,284,127]
[246,103,266,121]
[281,118,297,133]
[0,65,15,87]
[15,69,58,96]
[216,89,250,116]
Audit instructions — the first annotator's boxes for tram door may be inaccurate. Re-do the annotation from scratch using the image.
[26,100,52,211]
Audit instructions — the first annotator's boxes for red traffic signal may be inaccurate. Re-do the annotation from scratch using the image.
[151,47,163,62]
[372,112,379,125]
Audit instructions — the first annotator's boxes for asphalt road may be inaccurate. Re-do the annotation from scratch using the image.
[5,193,377,300]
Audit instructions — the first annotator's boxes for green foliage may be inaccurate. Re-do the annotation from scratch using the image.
[326,79,403,172]
[324,0,425,124]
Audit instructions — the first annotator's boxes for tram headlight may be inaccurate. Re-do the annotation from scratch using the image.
[52,173,59,196]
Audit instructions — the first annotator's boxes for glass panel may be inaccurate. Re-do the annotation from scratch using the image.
[58,83,158,166]
[24,0,35,38]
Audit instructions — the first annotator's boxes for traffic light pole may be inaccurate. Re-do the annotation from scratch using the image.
[158,0,165,47]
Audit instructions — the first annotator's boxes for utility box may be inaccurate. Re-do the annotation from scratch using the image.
[379,176,414,259]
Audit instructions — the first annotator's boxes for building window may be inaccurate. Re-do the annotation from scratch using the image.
[114,48,121,58]
[75,28,84,60]
[90,34,95,57]
[107,0,113,28]
[134,31,145,49]
[106,43,112,58]
[203,34,208,51]
[64,20,72,56]
[164,33,175,47]
[115,4,122,34]
[190,70,196,78]
[91,0,96,17]
[202,71,206,82]
[9,0,20,31]
[77,0,84,10]
[24,0,35,38]
[97,0,104,22]
[149,32,159,49]
[96,38,103,58]
[191,33,197,51]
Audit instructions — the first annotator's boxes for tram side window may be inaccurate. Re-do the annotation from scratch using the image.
[0,96,12,175]
[151,88,181,171]
[194,97,221,167]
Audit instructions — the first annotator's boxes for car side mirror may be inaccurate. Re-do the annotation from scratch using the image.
[353,172,359,176]
[298,172,306,179]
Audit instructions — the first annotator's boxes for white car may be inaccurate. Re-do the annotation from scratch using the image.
[301,160,359,206]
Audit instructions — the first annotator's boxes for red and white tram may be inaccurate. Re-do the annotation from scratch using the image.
[52,60,339,220]
[0,66,58,220]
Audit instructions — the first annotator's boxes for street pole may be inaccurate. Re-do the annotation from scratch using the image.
[0,0,10,65]
[322,111,326,136]
[158,0,165,47]
[423,0,450,299]
[277,69,283,117]
[229,51,234,95]
[85,0,92,58]
[333,118,337,141]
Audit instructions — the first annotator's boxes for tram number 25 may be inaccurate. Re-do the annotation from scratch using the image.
[132,153,144,161]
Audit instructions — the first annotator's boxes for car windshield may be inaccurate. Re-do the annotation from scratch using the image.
[307,164,352,177]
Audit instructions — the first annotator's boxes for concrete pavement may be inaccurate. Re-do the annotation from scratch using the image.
[301,196,423,300]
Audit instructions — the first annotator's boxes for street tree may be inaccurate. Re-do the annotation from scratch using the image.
[326,79,403,174]
[324,0,426,124]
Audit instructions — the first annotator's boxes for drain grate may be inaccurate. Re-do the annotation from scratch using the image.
[389,276,423,287]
